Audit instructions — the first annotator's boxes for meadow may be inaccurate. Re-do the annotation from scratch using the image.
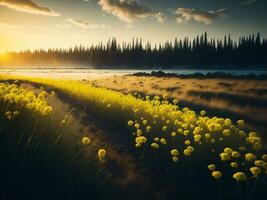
[0,73,267,200]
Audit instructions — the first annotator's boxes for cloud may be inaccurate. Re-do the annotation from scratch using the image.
[0,0,60,16]
[67,18,103,29]
[55,24,71,29]
[98,0,166,23]
[240,0,257,5]
[175,8,227,25]
[0,22,20,29]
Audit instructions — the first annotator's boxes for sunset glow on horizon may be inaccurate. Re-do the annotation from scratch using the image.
[0,0,267,53]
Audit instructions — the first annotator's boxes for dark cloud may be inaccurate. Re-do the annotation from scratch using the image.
[98,0,166,23]
[175,8,227,25]
[0,0,60,16]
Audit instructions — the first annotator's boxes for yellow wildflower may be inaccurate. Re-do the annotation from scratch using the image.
[245,153,256,162]
[250,167,261,177]
[82,137,90,145]
[230,162,238,168]
[98,149,106,161]
[233,172,247,181]
[151,143,159,149]
[220,152,231,161]
[171,149,179,157]
[208,164,216,171]
[127,120,134,126]
[212,171,222,179]
[160,138,167,145]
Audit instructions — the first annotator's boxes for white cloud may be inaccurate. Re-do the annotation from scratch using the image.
[175,8,227,25]
[67,18,107,29]
[241,0,257,5]
[0,0,60,16]
[0,22,20,29]
[98,0,166,23]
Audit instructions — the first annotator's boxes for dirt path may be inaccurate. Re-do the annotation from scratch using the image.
[22,83,165,200]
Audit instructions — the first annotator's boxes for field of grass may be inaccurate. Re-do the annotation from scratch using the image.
[0,74,267,200]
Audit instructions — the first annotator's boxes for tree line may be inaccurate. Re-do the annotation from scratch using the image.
[1,32,267,67]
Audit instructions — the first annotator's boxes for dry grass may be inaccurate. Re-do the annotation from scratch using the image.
[88,75,267,136]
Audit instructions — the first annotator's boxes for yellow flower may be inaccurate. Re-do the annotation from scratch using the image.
[154,137,159,142]
[134,123,140,129]
[231,151,241,158]
[249,132,258,137]
[183,130,190,136]
[254,160,264,167]
[224,147,233,154]
[205,133,211,139]
[171,149,179,157]
[50,91,56,96]
[172,156,179,162]
[4,111,12,120]
[136,129,142,136]
[184,146,194,156]
[13,110,20,117]
[250,167,261,177]
[194,135,201,143]
[135,136,147,144]
[252,143,262,151]
[127,120,134,126]
[98,149,106,160]
[184,149,192,156]
[237,120,245,126]
[173,99,179,105]
[238,130,247,137]
[212,171,222,179]
[187,146,194,152]
[146,126,151,132]
[233,172,247,181]
[142,120,147,125]
[160,138,167,145]
[208,164,216,171]
[162,126,168,131]
[200,110,206,116]
[171,131,176,137]
[262,154,267,162]
[185,140,191,145]
[210,138,216,144]
[245,153,256,162]
[151,143,159,149]
[82,137,90,145]
[223,129,231,136]
[230,162,238,168]
[220,152,231,161]
[225,118,232,126]
[135,143,141,148]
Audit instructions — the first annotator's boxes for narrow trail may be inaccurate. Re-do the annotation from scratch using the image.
[22,83,165,200]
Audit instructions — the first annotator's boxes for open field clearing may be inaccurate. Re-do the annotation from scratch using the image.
[0,74,267,200]
[90,75,267,137]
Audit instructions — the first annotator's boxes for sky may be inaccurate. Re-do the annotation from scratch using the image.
[0,0,266,52]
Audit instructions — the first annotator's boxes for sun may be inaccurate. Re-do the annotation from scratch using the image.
[0,53,10,62]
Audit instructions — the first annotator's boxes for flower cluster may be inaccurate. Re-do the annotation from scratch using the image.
[0,82,53,116]
[127,94,267,182]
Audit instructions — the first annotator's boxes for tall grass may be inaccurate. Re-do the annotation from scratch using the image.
[0,81,121,199]
[1,75,267,199]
